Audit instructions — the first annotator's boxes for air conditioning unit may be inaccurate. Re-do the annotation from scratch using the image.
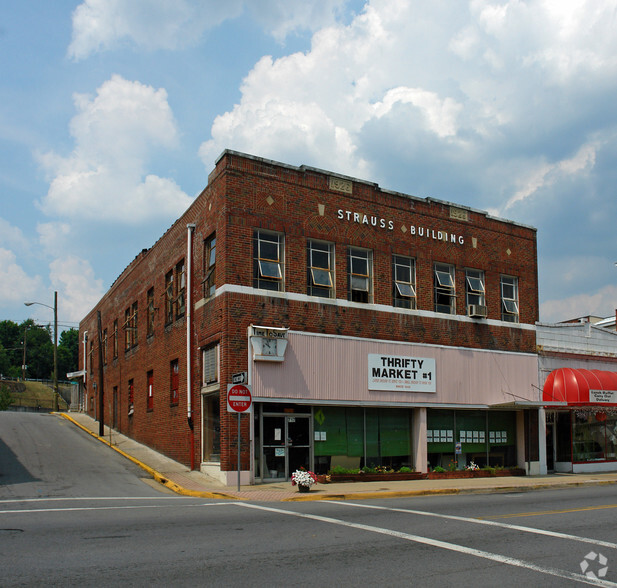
[467,304,488,318]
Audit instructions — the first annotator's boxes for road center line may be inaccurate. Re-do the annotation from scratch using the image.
[238,502,617,587]
[331,501,617,551]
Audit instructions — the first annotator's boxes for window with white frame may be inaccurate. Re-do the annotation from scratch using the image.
[203,233,216,299]
[501,275,519,322]
[392,255,416,309]
[434,262,456,314]
[253,230,284,291]
[176,260,186,319]
[465,269,485,307]
[307,239,334,298]
[348,246,373,303]
[202,344,219,386]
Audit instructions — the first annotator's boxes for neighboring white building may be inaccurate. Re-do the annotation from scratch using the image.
[538,318,617,473]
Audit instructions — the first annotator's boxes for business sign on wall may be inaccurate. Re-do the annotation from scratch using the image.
[590,389,617,404]
[368,354,436,393]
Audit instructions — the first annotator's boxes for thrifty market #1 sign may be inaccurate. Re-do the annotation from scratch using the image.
[368,354,436,393]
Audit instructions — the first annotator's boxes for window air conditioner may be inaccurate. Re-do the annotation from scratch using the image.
[467,304,488,318]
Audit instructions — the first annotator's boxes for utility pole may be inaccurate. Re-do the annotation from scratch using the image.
[53,291,58,412]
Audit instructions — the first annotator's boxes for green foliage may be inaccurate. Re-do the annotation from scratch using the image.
[0,320,79,381]
[398,466,413,473]
[0,384,13,410]
[432,466,446,473]
[329,465,361,475]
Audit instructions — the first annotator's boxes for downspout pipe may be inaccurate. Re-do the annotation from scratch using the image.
[186,223,196,469]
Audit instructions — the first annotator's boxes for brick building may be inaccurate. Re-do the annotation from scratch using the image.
[78,150,543,485]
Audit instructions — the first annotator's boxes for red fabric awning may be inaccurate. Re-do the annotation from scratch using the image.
[543,368,617,405]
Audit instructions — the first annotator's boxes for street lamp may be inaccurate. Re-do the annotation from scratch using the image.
[24,291,58,411]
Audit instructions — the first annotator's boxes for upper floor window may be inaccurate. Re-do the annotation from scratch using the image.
[203,344,219,387]
[465,269,486,317]
[348,246,373,303]
[113,319,118,359]
[203,233,216,299]
[124,307,131,350]
[176,260,186,319]
[434,263,455,314]
[165,270,174,324]
[102,328,107,365]
[124,302,138,350]
[392,255,416,309]
[147,288,155,337]
[501,275,519,323]
[307,240,334,298]
[253,230,284,291]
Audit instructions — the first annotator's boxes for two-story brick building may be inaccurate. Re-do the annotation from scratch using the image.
[79,150,543,485]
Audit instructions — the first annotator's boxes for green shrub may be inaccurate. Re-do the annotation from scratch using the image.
[433,466,446,473]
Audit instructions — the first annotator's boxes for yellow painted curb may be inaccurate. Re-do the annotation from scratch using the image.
[59,413,239,500]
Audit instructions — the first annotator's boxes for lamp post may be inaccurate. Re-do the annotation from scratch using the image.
[24,291,58,411]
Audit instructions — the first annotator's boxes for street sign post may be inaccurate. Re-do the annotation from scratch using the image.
[227,384,252,491]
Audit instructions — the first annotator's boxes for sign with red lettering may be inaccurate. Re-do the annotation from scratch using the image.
[227,384,252,413]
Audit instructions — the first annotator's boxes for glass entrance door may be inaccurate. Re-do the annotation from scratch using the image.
[262,415,311,481]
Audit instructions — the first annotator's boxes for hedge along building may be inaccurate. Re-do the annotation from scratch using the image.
[79,150,542,485]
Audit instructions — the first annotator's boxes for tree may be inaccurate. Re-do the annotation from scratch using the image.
[58,329,79,378]
[0,384,12,410]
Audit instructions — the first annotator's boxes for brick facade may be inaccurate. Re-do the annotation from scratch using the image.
[79,150,539,476]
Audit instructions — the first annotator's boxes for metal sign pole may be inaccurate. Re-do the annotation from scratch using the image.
[237,412,241,491]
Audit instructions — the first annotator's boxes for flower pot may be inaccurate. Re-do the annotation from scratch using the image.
[297,484,311,493]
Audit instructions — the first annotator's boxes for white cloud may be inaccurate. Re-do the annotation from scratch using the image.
[503,143,597,212]
[37,222,72,258]
[49,256,105,323]
[540,284,617,324]
[0,218,30,252]
[0,248,42,305]
[37,75,193,224]
[68,0,350,60]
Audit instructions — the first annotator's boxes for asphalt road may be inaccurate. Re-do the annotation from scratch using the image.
[2,412,617,587]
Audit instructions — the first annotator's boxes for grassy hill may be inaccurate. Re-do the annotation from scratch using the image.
[1,380,71,411]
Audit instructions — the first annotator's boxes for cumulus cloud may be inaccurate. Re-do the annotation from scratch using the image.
[540,284,617,324]
[37,75,193,224]
[195,0,617,322]
[0,248,42,305]
[68,0,350,60]
[0,218,31,252]
[49,256,105,323]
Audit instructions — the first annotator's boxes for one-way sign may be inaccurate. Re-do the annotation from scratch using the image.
[232,371,247,385]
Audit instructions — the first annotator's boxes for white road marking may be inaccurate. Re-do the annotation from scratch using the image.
[0,496,184,504]
[332,501,617,550]
[0,502,230,515]
[238,502,617,587]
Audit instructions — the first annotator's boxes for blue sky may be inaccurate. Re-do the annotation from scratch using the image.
[2,0,617,329]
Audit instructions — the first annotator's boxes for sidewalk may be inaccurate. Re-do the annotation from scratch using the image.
[60,412,617,502]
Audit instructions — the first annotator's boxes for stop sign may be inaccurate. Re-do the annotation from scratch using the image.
[227,384,252,413]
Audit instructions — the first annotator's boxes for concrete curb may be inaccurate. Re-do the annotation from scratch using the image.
[59,413,239,501]
[59,413,617,502]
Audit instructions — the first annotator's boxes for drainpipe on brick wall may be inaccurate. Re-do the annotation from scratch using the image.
[187,223,196,469]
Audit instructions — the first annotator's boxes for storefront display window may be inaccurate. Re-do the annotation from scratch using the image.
[572,412,617,462]
[427,409,517,469]
[313,406,412,473]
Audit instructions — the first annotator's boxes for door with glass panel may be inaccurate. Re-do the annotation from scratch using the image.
[262,415,311,481]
